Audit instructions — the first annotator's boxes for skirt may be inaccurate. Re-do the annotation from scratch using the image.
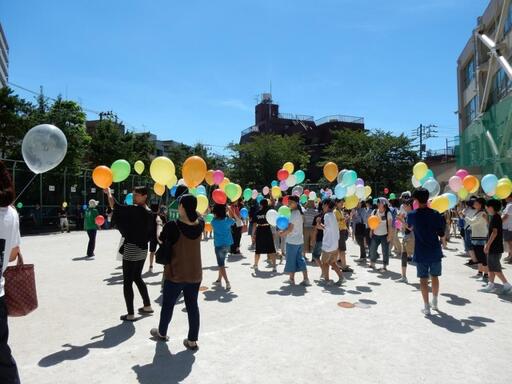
[255,225,276,254]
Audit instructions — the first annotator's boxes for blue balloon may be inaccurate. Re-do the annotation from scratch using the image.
[240,207,249,219]
[125,193,133,205]
[420,169,434,185]
[170,186,177,197]
[334,183,347,199]
[276,215,289,230]
[481,174,498,194]
[341,170,357,186]
[196,185,207,195]
[82,204,87,210]
[271,180,278,187]
[256,194,264,203]
[445,193,457,209]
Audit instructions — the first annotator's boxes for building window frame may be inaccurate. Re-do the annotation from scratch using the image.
[505,2,512,34]
[464,95,478,127]
[463,57,475,89]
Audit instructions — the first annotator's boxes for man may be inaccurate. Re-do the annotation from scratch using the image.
[502,193,512,263]
[320,200,344,286]
[407,188,445,316]
[58,204,70,233]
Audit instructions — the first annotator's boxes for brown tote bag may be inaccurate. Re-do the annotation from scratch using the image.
[3,253,38,317]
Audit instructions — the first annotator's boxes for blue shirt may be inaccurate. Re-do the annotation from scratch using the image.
[407,208,445,263]
[211,217,235,247]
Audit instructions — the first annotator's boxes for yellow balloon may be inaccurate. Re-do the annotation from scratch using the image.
[271,186,281,199]
[345,194,359,210]
[220,177,230,191]
[458,187,468,200]
[283,162,294,174]
[150,157,175,185]
[431,195,449,213]
[413,162,428,181]
[134,160,145,175]
[154,182,165,196]
[196,194,208,214]
[166,174,178,189]
[62,202,68,208]
[364,185,372,198]
[495,179,512,199]
[232,184,242,202]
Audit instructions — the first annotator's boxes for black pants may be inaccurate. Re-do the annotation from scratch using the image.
[86,230,97,257]
[355,224,370,259]
[122,259,151,315]
[0,297,20,384]
[230,225,242,254]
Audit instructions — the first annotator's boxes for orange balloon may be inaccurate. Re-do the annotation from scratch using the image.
[92,166,113,189]
[463,175,478,193]
[323,162,338,182]
[154,182,165,196]
[220,177,230,191]
[205,170,215,186]
[367,215,381,230]
[182,156,207,188]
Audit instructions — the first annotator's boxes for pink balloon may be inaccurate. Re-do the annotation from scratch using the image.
[413,200,419,210]
[251,189,258,199]
[213,170,224,185]
[448,175,462,192]
[455,169,469,180]
[262,186,270,196]
[394,220,402,230]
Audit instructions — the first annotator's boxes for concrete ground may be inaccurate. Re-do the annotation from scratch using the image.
[9,230,512,384]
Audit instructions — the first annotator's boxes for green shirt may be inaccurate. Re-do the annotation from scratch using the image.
[84,208,99,230]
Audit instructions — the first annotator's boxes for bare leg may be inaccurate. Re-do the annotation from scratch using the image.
[270,253,277,269]
[149,252,155,268]
[420,278,430,305]
[330,262,344,279]
[431,276,439,297]
[469,250,477,263]
[219,266,229,283]
[322,263,330,281]
[339,251,347,268]
[495,272,509,284]
[488,271,496,284]
[254,253,260,268]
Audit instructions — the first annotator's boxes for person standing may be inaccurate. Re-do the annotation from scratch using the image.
[396,199,414,283]
[247,201,259,251]
[320,199,344,286]
[502,193,512,263]
[211,204,234,290]
[352,201,369,263]
[0,161,21,384]
[334,199,352,272]
[105,187,154,322]
[407,188,445,316]
[461,198,478,265]
[465,198,489,281]
[252,200,277,272]
[303,200,317,262]
[58,204,70,233]
[368,198,393,272]
[280,196,311,286]
[84,200,99,258]
[229,201,243,255]
[311,201,324,269]
[480,199,512,293]
[151,194,204,350]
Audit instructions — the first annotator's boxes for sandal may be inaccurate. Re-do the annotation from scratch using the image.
[378,267,387,273]
[150,328,169,342]
[120,315,138,322]
[138,307,154,315]
[183,339,199,351]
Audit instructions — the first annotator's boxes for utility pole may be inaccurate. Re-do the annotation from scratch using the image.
[411,124,438,159]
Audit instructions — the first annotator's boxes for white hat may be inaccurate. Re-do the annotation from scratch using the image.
[89,199,99,208]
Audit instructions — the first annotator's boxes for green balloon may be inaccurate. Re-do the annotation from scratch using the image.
[189,187,198,197]
[205,213,214,223]
[111,159,131,182]
[278,205,292,218]
[300,194,307,204]
[225,183,238,200]
[16,202,23,209]
[243,188,252,201]
[389,193,396,199]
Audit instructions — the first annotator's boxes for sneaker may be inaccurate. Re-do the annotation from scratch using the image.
[301,279,312,287]
[479,284,497,293]
[251,265,258,270]
[150,328,169,342]
[421,307,431,316]
[335,277,344,286]
[212,280,221,286]
[225,283,231,291]
[431,299,438,311]
[396,276,408,283]
[342,266,354,273]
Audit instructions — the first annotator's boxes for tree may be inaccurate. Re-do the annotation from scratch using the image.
[87,119,127,166]
[124,131,156,165]
[0,87,33,158]
[322,129,418,193]
[228,134,310,187]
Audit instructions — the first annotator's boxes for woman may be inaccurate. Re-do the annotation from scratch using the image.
[351,201,369,262]
[148,203,166,272]
[281,196,311,286]
[252,199,277,272]
[465,197,489,280]
[84,199,99,258]
[151,194,204,350]
[105,187,154,321]
[369,198,393,272]
[211,204,234,290]
[0,161,21,383]
[229,201,243,255]
[303,200,317,261]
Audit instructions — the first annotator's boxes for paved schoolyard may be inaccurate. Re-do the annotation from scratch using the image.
[9,229,512,384]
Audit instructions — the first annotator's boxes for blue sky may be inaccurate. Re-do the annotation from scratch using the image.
[1,0,488,154]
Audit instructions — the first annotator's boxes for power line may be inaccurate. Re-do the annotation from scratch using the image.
[411,124,438,159]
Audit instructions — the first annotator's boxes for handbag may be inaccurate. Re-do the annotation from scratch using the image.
[4,252,38,317]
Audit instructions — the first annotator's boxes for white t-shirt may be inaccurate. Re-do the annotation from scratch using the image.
[503,203,512,231]
[286,210,304,245]
[372,210,392,236]
[322,212,340,252]
[464,207,476,229]
[0,206,20,297]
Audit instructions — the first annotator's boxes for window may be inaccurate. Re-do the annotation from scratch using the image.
[463,57,475,89]
[464,96,478,126]
[505,3,512,34]
[491,67,512,104]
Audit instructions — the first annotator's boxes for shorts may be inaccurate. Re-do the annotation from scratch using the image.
[402,234,415,257]
[321,250,338,265]
[312,241,323,260]
[303,227,314,253]
[338,230,348,252]
[149,238,158,253]
[473,244,487,266]
[487,253,502,272]
[416,261,442,278]
[214,246,229,267]
[504,230,512,242]
[284,243,307,273]
[464,228,473,252]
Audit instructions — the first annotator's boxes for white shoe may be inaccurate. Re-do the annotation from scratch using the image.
[396,277,408,283]
[421,307,431,316]
[502,284,512,294]
[479,284,497,293]
[212,280,221,286]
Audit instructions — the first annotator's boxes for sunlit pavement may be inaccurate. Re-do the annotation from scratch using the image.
[10,230,512,384]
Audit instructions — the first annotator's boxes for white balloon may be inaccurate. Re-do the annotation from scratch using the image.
[177,178,186,186]
[308,191,317,201]
[286,174,297,187]
[411,175,421,188]
[423,178,440,198]
[265,209,278,226]
[346,184,356,196]
[355,185,365,199]
[337,169,347,184]
[22,124,67,174]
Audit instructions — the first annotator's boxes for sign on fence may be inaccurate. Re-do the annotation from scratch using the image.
[49,185,55,191]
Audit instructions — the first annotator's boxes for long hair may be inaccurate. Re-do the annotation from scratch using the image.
[0,161,15,207]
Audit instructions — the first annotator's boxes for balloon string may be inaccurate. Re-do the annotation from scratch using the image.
[14,173,39,203]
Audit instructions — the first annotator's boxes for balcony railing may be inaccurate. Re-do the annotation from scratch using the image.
[241,125,259,136]
[277,113,314,121]
[315,115,364,126]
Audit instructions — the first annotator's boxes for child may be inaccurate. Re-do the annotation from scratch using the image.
[480,199,512,294]
[210,204,234,291]
[465,198,489,281]
[396,199,414,283]
[407,188,445,316]
[320,199,344,286]
[311,201,324,270]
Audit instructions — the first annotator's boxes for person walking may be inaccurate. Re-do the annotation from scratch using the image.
[58,204,70,233]
[352,201,370,263]
[311,201,324,270]
[211,204,234,290]
[465,198,489,281]
[303,200,317,262]
[252,199,277,272]
[334,199,352,272]
[396,199,414,283]
[0,161,21,384]
[320,199,344,286]
[229,201,243,255]
[368,198,393,272]
[105,187,154,322]
[502,193,512,263]
[84,199,100,258]
[150,194,204,350]
[407,188,445,316]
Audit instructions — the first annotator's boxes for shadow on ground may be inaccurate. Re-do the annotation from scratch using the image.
[427,312,494,334]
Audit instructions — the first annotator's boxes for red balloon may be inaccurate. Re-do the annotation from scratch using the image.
[277,169,289,181]
[304,189,310,196]
[95,215,105,226]
[212,189,227,204]
[384,188,389,194]
[282,196,289,205]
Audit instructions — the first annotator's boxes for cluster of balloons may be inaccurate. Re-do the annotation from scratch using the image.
[449,170,512,200]
[333,169,371,209]
[263,205,291,231]
[273,162,306,193]
[412,162,440,199]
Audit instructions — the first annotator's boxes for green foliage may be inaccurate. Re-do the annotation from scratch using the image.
[228,134,310,187]
[0,87,33,158]
[322,129,419,192]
